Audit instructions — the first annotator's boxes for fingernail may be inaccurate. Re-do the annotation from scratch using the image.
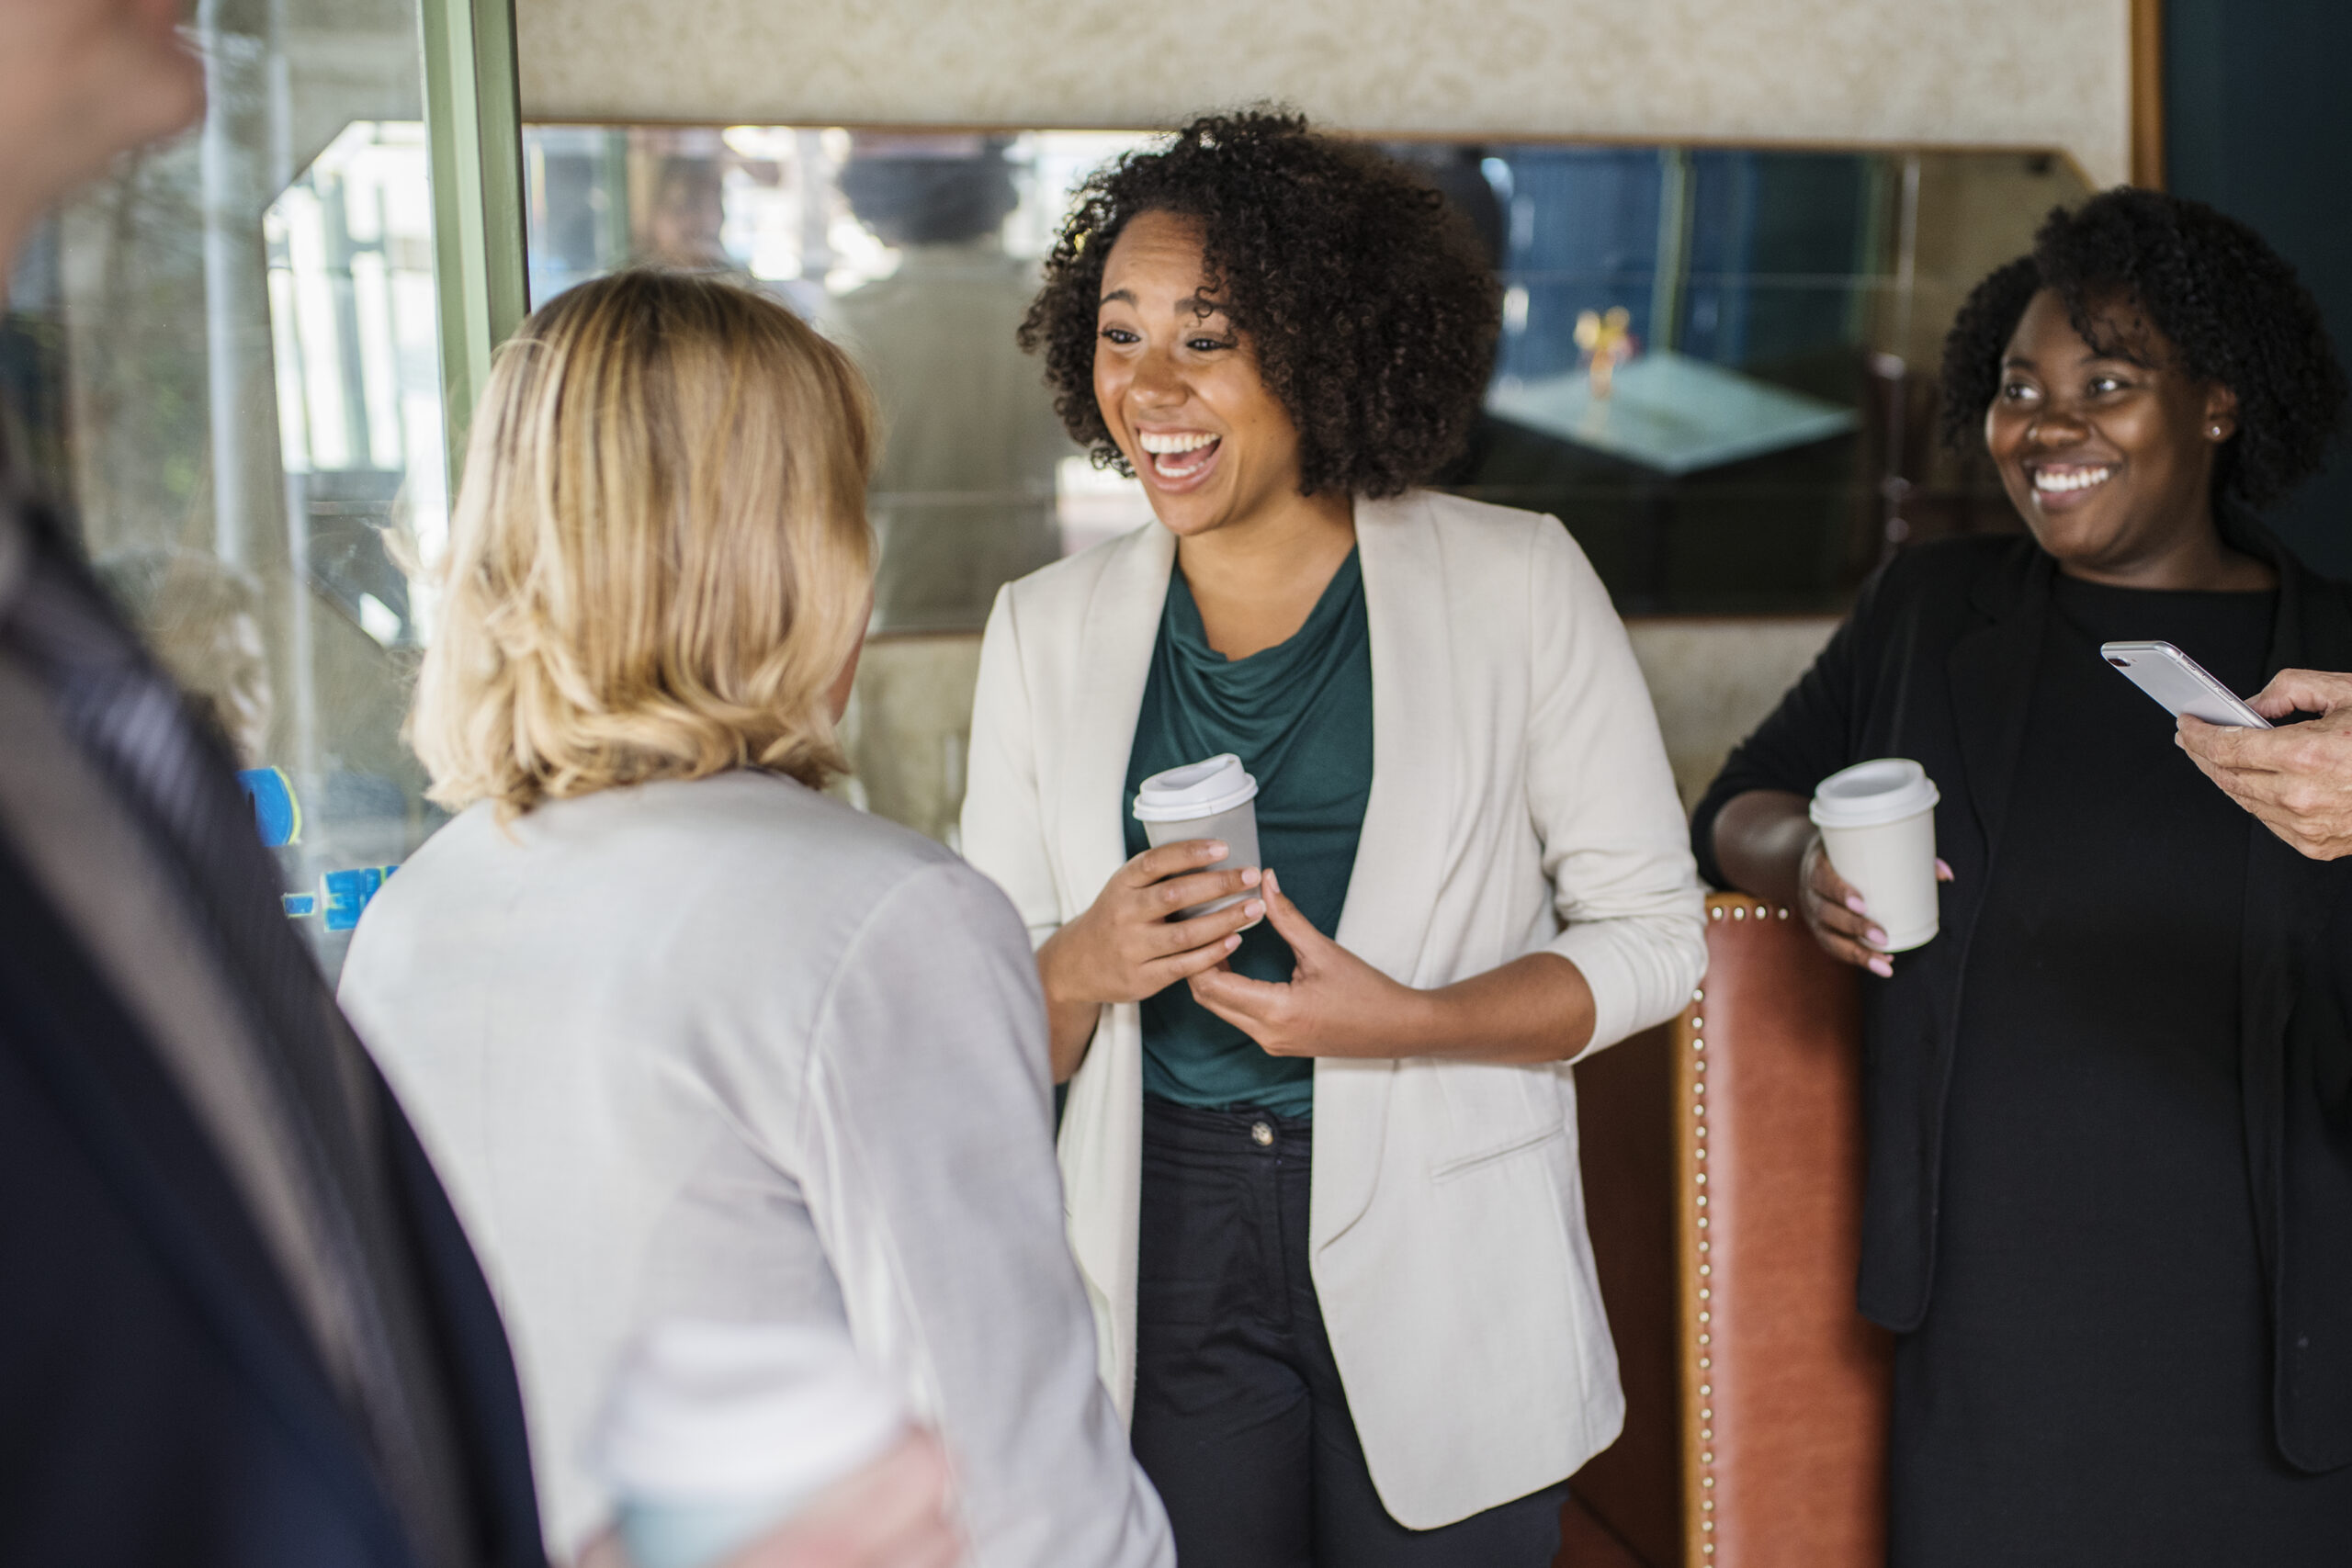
[1846,895,1868,915]
[1243,900,1264,919]
[1869,955,1893,978]
[1225,934,1241,951]
[1868,927,1888,947]
[1240,867,1261,886]
[1204,840,1228,858]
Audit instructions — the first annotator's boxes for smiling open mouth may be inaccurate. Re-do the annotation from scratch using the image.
[1140,430,1221,479]
[2031,464,2115,494]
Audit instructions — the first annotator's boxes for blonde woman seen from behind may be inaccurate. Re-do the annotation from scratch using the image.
[339,271,1172,1568]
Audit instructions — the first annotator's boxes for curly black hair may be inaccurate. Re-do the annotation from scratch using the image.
[1939,186,2346,509]
[1018,109,1500,499]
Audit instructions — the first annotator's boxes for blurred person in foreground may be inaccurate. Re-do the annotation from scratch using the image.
[1697,189,2352,1565]
[0,6,956,1567]
[336,269,1171,1568]
[0,4,546,1565]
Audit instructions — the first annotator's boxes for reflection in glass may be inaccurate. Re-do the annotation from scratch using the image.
[95,547,276,766]
[519,125,1170,843]
[832,134,1068,635]
[521,124,1165,631]
[266,120,447,651]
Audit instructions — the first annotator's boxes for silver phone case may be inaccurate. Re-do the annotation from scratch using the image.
[2099,640,2271,728]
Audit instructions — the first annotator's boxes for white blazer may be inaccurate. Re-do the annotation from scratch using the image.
[961,489,1707,1529]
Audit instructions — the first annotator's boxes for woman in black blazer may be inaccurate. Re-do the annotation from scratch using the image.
[1696,188,2352,1565]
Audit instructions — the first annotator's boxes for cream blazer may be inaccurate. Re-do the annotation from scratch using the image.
[961,489,1707,1529]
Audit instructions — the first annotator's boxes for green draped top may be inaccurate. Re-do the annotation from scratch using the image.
[1121,547,1374,1119]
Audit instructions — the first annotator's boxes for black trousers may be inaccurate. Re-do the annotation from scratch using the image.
[1131,1098,1566,1568]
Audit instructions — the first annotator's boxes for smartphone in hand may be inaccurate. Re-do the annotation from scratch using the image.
[2100,640,2272,728]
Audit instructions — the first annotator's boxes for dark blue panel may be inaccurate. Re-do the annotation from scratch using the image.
[1679,152,1759,365]
[1734,153,1871,368]
[1679,152,1871,373]
[2165,0,2352,578]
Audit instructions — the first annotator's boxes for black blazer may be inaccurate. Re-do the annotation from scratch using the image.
[0,496,544,1565]
[1691,512,2352,1473]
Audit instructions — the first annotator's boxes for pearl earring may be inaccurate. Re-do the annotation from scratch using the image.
[2210,424,2225,438]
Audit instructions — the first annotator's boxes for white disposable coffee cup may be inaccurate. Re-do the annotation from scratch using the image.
[1133,753,1262,926]
[1809,758,1942,953]
[593,1320,907,1568]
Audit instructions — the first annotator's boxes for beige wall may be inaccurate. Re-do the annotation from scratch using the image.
[517,0,2132,186]
[1625,617,1838,813]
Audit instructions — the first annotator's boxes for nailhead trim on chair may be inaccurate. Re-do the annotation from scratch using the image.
[1690,964,1715,1558]
[1686,896,1792,1562]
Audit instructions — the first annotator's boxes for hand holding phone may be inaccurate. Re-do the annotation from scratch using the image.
[2100,641,2272,728]
[2177,668,2352,861]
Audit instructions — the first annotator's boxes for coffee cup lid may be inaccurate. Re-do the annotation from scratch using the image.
[1808,758,1940,829]
[1134,753,1259,823]
[592,1320,905,1502]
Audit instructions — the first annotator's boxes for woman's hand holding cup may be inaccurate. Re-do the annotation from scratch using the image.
[1035,755,1270,1079]
[1797,833,1956,979]
[1053,840,1265,1003]
[1036,840,1264,1078]
[1799,758,1955,978]
[1798,833,1892,976]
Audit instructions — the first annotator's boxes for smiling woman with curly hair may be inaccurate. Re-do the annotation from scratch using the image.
[1018,111,1498,499]
[963,110,1706,1565]
[1938,186,2345,512]
[1698,186,2352,1567]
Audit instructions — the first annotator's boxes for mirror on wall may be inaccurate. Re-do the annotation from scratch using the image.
[517,125,2092,844]
[521,128,2093,617]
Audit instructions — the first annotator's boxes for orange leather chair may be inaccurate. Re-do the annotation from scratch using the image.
[1563,892,1890,1568]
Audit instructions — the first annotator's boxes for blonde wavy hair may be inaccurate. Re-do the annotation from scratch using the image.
[412,270,876,816]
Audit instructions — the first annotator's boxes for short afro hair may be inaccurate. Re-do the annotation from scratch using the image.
[1939,186,2346,509]
[1018,109,1500,499]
